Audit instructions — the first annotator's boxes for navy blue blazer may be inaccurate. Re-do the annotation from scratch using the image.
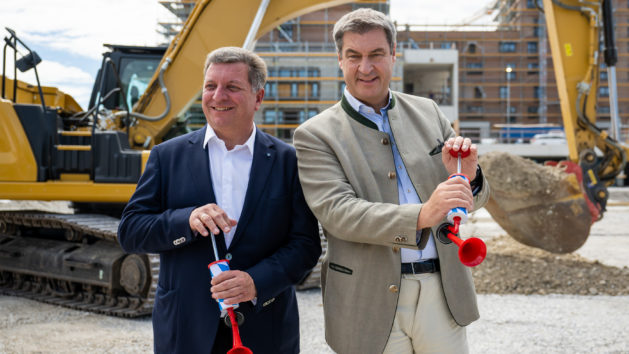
[118,126,321,354]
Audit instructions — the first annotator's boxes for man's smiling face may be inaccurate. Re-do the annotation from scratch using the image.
[338,28,396,111]
[201,62,263,143]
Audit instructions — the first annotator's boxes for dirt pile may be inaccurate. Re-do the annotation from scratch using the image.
[479,151,592,253]
[472,235,629,295]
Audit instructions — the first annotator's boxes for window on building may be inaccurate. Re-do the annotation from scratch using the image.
[527,62,539,74]
[527,106,539,114]
[440,42,453,49]
[527,42,538,53]
[474,86,485,99]
[467,62,483,75]
[265,82,278,98]
[468,43,477,54]
[499,86,509,99]
[599,86,609,97]
[527,0,536,8]
[600,71,608,81]
[466,105,483,113]
[263,110,281,123]
[533,26,540,37]
[499,42,517,52]
[506,70,516,80]
[290,83,298,98]
[534,86,542,98]
[311,82,320,98]
[597,106,610,114]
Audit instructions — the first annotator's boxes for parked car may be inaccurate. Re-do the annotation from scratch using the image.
[530,131,567,145]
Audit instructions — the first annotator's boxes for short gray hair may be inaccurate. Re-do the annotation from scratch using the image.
[333,8,396,56]
[203,47,267,92]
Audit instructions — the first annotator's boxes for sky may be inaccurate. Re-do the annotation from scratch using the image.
[0,0,496,108]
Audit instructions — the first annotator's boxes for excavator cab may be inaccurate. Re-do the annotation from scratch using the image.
[88,45,166,113]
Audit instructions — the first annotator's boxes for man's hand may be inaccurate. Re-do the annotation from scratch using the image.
[211,270,257,305]
[189,203,237,237]
[441,136,478,178]
[417,177,474,229]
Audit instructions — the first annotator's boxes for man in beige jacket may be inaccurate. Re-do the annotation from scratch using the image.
[293,8,490,354]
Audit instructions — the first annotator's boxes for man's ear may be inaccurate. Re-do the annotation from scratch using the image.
[254,88,265,110]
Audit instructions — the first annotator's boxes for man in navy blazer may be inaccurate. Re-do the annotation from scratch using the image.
[118,47,321,354]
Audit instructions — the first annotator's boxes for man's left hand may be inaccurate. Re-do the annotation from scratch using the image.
[441,136,478,178]
[211,270,257,305]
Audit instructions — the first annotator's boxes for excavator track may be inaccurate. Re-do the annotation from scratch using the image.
[0,211,159,317]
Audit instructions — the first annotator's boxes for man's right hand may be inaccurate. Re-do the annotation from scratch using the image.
[417,177,473,229]
[189,204,237,237]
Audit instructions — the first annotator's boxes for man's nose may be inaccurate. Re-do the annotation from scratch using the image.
[213,85,228,100]
[358,57,373,74]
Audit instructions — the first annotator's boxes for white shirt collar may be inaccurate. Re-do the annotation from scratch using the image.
[343,88,392,115]
[202,123,256,154]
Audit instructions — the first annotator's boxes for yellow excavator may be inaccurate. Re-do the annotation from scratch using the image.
[481,0,628,254]
[0,0,352,317]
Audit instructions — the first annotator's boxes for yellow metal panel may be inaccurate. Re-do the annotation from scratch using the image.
[55,145,92,151]
[60,130,92,137]
[0,99,37,181]
[0,181,137,203]
[542,0,599,162]
[59,173,91,181]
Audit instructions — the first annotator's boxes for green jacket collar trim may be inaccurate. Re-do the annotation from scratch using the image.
[340,93,397,130]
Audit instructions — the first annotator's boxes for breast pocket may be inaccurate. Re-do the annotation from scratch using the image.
[153,285,179,353]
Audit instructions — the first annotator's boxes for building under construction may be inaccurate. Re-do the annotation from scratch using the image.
[158,0,628,143]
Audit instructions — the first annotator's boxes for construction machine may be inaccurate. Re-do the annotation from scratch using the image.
[481,0,628,253]
[0,0,350,317]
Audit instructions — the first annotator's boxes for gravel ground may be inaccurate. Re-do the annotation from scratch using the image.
[1,202,629,353]
[2,291,629,353]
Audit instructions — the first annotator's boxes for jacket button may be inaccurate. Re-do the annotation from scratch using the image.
[389,285,399,293]
[392,246,400,253]
[381,137,389,145]
[388,171,396,179]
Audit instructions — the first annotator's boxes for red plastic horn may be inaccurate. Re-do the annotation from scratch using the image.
[447,217,486,267]
[446,232,486,267]
[227,308,253,354]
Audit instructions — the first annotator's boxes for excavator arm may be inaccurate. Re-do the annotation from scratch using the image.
[481,0,628,253]
[126,0,351,148]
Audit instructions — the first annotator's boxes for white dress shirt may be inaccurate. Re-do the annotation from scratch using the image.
[203,124,256,248]
[344,89,438,262]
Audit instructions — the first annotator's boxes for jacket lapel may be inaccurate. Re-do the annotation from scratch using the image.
[228,129,275,249]
[187,126,217,205]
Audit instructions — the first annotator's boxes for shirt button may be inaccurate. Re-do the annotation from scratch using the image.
[225,253,233,261]
[381,137,390,145]
[389,285,399,293]
[388,171,396,179]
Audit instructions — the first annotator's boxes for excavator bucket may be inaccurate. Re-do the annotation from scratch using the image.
[478,151,593,254]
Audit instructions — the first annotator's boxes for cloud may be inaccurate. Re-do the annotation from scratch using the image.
[3,59,94,109]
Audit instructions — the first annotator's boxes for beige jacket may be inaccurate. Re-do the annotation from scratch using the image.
[293,91,490,354]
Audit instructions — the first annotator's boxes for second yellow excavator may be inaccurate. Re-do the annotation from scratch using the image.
[480,0,628,254]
